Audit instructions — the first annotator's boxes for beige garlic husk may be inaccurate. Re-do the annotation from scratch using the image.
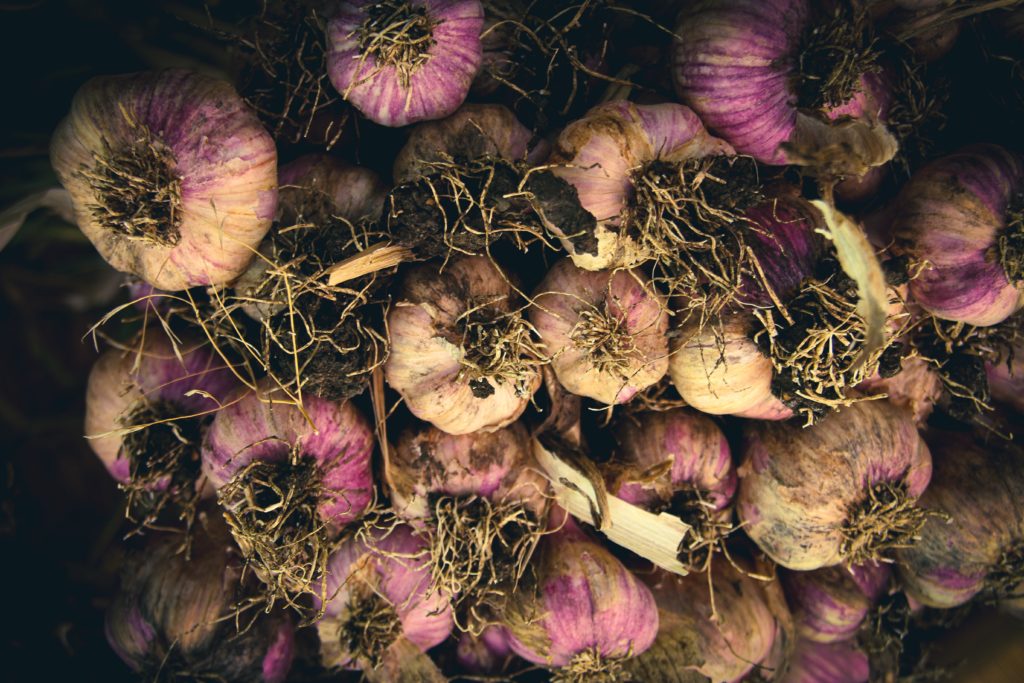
[233,154,387,322]
[385,255,542,435]
[530,257,669,405]
[393,103,536,184]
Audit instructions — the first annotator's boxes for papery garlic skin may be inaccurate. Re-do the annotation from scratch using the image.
[672,0,896,173]
[669,310,793,421]
[393,103,534,183]
[502,516,658,669]
[106,521,294,682]
[51,70,278,291]
[531,258,669,405]
[857,356,944,427]
[738,400,932,571]
[894,145,1024,326]
[896,433,1024,609]
[85,332,239,484]
[633,564,780,683]
[780,638,869,683]
[782,563,890,644]
[390,422,546,522]
[326,0,484,127]
[385,255,541,435]
[314,524,454,669]
[987,349,1024,413]
[547,101,734,270]
[612,408,736,512]
[456,627,512,674]
[201,378,375,530]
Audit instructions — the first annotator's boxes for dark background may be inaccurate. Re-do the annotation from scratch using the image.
[1,1,1024,682]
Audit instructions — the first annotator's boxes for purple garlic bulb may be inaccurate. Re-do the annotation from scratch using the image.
[782,562,891,643]
[327,0,484,127]
[201,378,375,599]
[51,70,278,290]
[314,523,454,670]
[106,520,294,683]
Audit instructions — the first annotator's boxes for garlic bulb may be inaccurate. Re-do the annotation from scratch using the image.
[390,422,548,609]
[782,563,891,644]
[531,257,669,404]
[609,408,737,571]
[51,70,278,290]
[385,255,541,434]
[85,331,239,521]
[202,379,375,599]
[106,519,294,682]
[629,563,783,683]
[326,0,484,127]
[896,432,1024,609]
[315,524,454,670]
[500,514,659,677]
[893,145,1024,326]
[672,0,897,175]
[393,102,535,183]
[545,101,737,271]
[738,400,933,570]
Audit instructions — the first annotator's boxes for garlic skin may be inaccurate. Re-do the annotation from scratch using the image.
[390,422,546,522]
[738,400,933,571]
[85,331,239,485]
[530,258,669,405]
[51,70,278,291]
[385,255,541,435]
[314,524,454,669]
[672,0,896,174]
[630,564,780,683]
[780,638,869,683]
[782,563,891,644]
[234,154,386,321]
[612,408,735,511]
[106,520,294,682]
[501,515,659,670]
[987,348,1024,413]
[669,310,793,421]
[893,145,1024,326]
[547,101,734,270]
[326,0,484,127]
[201,378,375,530]
[393,103,535,183]
[896,433,1024,609]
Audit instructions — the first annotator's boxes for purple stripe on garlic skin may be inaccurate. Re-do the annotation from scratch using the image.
[738,400,933,571]
[610,408,736,514]
[781,563,891,643]
[386,255,541,435]
[893,145,1024,326]
[85,331,239,485]
[456,626,512,674]
[673,0,896,174]
[390,422,547,522]
[201,378,375,529]
[638,563,781,683]
[326,0,484,128]
[502,513,658,671]
[51,70,278,291]
[314,524,454,670]
[780,638,869,683]
[393,103,537,183]
[896,432,1024,609]
[547,101,734,270]
[531,258,669,405]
